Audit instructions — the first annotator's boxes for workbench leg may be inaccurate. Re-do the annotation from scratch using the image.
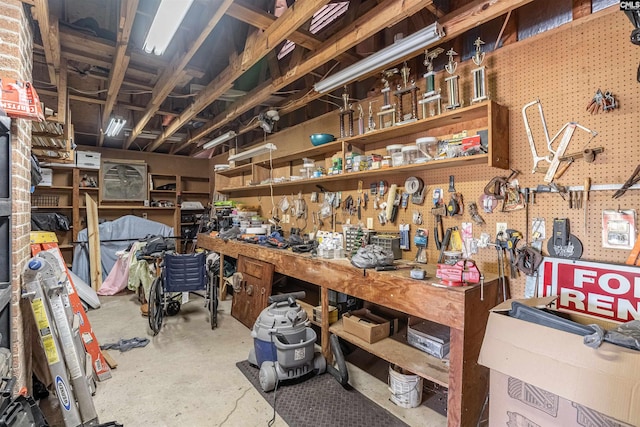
[321,286,332,364]
[219,254,227,301]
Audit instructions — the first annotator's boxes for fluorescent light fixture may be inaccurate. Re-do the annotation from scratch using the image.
[202,131,236,150]
[105,117,127,137]
[143,0,194,55]
[228,143,277,162]
[314,22,445,93]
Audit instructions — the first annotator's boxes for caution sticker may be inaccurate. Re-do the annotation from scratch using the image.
[31,299,60,364]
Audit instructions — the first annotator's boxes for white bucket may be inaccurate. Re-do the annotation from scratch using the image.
[388,364,423,408]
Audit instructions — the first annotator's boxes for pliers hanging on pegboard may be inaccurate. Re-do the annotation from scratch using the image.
[613,165,640,199]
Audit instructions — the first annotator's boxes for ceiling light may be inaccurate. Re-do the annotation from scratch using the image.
[228,143,277,162]
[143,0,194,55]
[313,22,445,93]
[105,117,126,137]
[202,131,236,150]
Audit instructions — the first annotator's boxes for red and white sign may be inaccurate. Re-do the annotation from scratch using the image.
[539,257,640,323]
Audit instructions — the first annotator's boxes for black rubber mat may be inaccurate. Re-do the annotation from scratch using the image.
[237,360,410,427]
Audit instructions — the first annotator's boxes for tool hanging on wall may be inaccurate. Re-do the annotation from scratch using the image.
[586,89,618,114]
[467,202,485,224]
[547,218,583,258]
[432,189,445,250]
[484,169,519,200]
[400,223,410,250]
[522,99,598,181]
[446,175,464,215]
[612,165,640,199]
[414,228,428,263]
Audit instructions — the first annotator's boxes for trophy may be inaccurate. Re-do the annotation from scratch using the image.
[444,48,461,110]
[357,104,365,135]
[418,47,444,118]
[339,86,354,138]
[367,101,376,133]
[471,37,488,104]
[377,69,397,129]
[393,62,419,125]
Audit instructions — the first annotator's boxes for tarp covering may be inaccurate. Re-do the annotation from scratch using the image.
[72,215,173,285]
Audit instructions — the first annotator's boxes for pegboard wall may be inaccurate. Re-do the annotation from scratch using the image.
[212,8,640,299]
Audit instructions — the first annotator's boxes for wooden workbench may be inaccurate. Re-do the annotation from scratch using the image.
[197,234,500,427]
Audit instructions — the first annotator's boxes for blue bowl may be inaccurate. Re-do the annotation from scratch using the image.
[310,133,336,146]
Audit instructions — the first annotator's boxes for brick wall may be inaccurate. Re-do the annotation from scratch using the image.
[1,0,33,390]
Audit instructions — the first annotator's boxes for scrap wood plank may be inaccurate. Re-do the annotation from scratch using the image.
[85,194,102,290]
[102,351,118,369]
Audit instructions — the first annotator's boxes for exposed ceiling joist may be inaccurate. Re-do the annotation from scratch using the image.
[124,0,234,149]
[181,0,432,152]
[99,0,138,147]
[193,0,540,152]
[145,0,332,153]
[33,0,60,86]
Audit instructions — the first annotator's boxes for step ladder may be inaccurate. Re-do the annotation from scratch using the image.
[22,252,98,426]
[29,232,111,381]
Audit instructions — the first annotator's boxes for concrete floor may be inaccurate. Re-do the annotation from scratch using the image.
[84,293,447,426]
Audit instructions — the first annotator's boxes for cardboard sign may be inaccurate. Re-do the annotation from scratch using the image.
[539,257,640,323]
[0,77,44,121]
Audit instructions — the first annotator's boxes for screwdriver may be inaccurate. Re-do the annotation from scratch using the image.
[583,177,591,233]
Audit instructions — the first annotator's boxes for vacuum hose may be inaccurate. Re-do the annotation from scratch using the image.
[327,333,349,387]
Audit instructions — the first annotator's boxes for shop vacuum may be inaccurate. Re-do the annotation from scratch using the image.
[248,292,349,392]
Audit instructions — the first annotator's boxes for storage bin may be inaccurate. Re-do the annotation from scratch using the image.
[371,235,401,259]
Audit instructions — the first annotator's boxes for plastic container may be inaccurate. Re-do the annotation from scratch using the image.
[391,152,405,167]
[416,137,439,159]
[389,364,423,408]
[443,250,462,265]
[401,145,420,165]
[386,144,404,157]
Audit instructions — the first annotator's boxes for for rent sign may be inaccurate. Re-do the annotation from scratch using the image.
[539,257,640,323]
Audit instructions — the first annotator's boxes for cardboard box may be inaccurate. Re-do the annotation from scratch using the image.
[342,308,398,344]
[478,297,640,427]
[38,168,52,186]
[407,317,450,359]
[76,151,101,169]
[313,305,338,324]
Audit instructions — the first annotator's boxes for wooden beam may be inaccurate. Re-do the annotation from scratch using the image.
[56,57,67,124]
[181,0,431,152]
[124,0,233,149]
[190,0,541,154]
[572,0,591,20]
[58,27,205,80]
[145,0,331,153]
[33,0,60,86]
[99,0,138,147]
[227,0,320,51]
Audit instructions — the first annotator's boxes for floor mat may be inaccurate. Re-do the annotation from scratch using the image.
[236,360,409,427]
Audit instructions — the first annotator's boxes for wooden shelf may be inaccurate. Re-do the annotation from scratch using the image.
[297,300,320,327]
[32,206,73,209]
[219,154,488,193]
[182,191,209,195]
[35,185,73,190]
[80,206,176,210]
[329,319,450,388]
[78,187,99,191]
[215,100,509,194]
